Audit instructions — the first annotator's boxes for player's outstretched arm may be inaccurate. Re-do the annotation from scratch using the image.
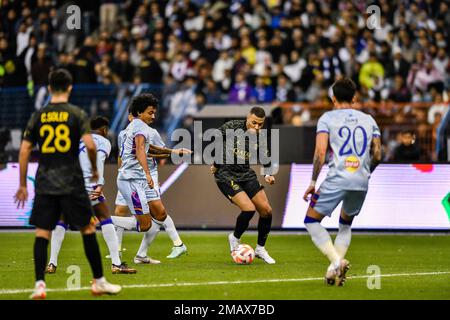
[370,136,382,173]
[135,135,154,188]
[14,140,33,208]
[303,132,328,201]
[149,144,192,156]
[82,133,98,182]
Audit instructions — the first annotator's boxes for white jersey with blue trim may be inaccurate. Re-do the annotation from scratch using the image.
[118,129,126,158]
[148,127,165,174]
[79,133,111,188]
[317,108,380,191]
[118,118,154,180]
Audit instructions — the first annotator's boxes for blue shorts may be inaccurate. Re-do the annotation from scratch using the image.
[310,186,367,217]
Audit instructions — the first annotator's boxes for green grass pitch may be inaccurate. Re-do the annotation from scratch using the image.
[0,231,449,300]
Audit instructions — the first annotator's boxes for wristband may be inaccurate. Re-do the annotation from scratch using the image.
[309,180,316,187]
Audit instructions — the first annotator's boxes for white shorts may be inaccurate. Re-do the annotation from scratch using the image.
[310,183,367,217]
[116,176,161,215]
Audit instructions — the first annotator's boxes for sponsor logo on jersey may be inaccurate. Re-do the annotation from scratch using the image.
[345,155,360,172]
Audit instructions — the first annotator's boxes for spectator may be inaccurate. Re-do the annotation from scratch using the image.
[240,37,256,66]
[170,53,190,82]
[138,51,163,84]
[386,47,411,80]
[428,90,449,125]
[433,47,449,79]
[359,53,385,91]
[202,78,223,104]
[409,60,445,94]
[228,72,252,104]
[275,74,296,102]
[100,0,120,34]
[251,76,274,103]
[31,44,52,87]
[212,50,234,83]
[388,75,412,102]
[393,130,421,162]
[112,51,134,83]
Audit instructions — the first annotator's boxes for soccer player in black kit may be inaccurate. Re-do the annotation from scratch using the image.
[14,69,121,299]
[211,106,276,264]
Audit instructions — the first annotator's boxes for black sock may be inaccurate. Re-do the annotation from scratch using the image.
[257,215,272,247]
[82,233,103,279]
[34,237,49,282]
[233,211,255,239]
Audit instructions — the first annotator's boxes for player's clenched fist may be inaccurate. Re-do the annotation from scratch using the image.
[303,183,316,202]
[146,173,154,189]
[265,175,275,185]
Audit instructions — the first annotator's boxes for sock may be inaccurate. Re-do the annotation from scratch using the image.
[49,223,67,266]
[101,218,121,266]
[159,215,182,246]
[304,216,341,268]
[111,216,138,231]
[115,226,124,251]
[82,233,103,279]
[257,215,272,247]
[136,221,160,257]
[34,237,49,282]
[334,217,352,258]
[233,211,255,239]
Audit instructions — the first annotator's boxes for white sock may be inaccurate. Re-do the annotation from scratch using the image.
[159,215,183,246]
[334,223,352,258]
[111,216,138,231]
[115,226,124,251]
[136,221,160,257]
[101,221,121,266]
[35,280,45,287]
[95,276,106,283]
[305,222,341,268]
[49,225,66,266]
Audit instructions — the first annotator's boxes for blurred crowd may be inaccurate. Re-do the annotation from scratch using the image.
[0,0,450,161]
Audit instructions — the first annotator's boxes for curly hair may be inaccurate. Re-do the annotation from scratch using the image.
[129,93,159,117]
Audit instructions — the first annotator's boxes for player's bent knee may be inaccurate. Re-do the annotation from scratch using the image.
[258,204,272,217]
[80,223,96,235]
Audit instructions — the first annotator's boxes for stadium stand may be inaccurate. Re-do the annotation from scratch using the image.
[0,0,449,162]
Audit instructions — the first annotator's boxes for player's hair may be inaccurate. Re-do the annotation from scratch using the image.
[48,68,73,92]
[250,106,266,118]
[332,77,356,103]
[129,93,159,117]
[90,116,110,130]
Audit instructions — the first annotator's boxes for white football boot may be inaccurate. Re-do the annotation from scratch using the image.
[29,281,46,300]
[91,278,122,296]
[254,246,276,264]
[167,244,188,258]
[134,255,161,264]
[228,233,240,252]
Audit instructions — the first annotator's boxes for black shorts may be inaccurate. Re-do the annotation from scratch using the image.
[216,178,264,202]
[29,191,94,231]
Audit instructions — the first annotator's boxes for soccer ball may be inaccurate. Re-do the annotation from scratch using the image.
[231,244,255,264]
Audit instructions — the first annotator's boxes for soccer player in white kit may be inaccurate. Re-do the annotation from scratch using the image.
[47,116,136,274]
[111,94,191,261]
[303,78,382,286]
